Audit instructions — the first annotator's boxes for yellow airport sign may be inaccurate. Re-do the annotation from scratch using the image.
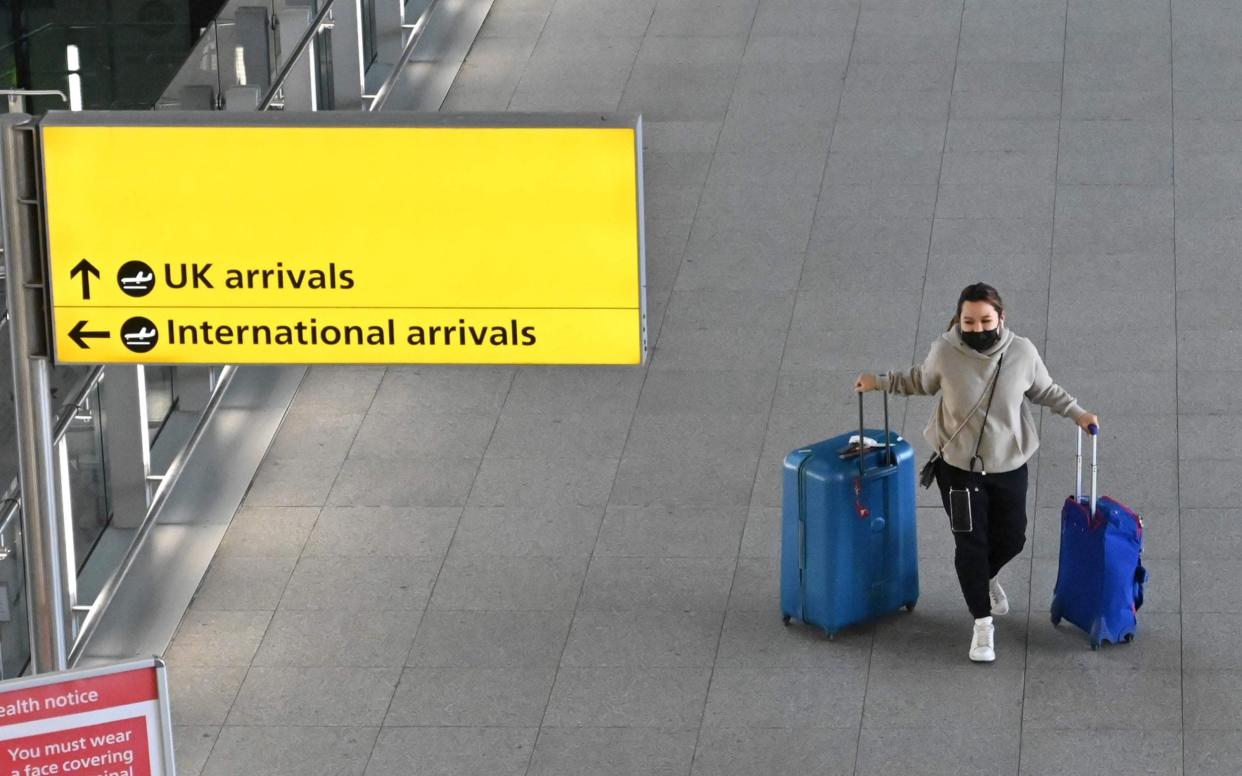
[54,307,641,365]
[39,113,646,365]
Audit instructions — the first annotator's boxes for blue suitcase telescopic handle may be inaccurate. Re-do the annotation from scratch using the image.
[856,391,893,479]
[1075,423,1100,515]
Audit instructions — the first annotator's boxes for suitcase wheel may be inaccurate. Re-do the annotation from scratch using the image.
[1050,613,1061,626]
[1123,633,1134,643]
[826,631,837,641]
[782,615,791,626]
[1090,642,1100,651]
[904,602,916,612]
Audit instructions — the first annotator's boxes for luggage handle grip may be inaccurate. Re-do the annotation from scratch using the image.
[855,391,893,480]
[1075,424,1099,515]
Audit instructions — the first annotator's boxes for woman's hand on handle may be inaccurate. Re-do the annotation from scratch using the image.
[855,373,878,393]
[1076,412,1100,434]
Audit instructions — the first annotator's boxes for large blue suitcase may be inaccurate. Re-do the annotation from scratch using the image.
[780,393,919,637]
[1051,427,1147,649]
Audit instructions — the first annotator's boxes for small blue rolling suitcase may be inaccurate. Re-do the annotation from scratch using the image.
[780,393,919,638]
[1051,426,1147,649]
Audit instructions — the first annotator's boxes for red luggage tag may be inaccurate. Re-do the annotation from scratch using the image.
[853,477,870,519]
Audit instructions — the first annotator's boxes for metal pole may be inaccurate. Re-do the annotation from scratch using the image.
[1075,427,1083,503]
[0,112,70,673]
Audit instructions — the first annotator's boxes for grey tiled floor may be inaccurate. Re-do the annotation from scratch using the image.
[169,0,1242,773]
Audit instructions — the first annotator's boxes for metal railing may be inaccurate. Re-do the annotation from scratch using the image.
[155,0,441,112]
[259,0,339,110]
[368,0,442,111]
[1,91,68,114]
[49,368,105,443]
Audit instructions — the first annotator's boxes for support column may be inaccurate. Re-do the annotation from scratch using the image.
[1,113,71,673]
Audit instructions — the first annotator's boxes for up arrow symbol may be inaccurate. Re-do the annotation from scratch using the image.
[70,259,100,300]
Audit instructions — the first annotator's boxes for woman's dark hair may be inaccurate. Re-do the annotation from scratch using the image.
[947,282,1005,331]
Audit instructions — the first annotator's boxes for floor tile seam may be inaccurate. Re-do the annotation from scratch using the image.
[575,549,749,557]
[367,723,760,731]
[1020,660,1186,672]
[265,604,442,613]
[196,367,370,770]
[1014,1,1071,770]
[206,726,384,765]
[1020,723,1188,733]
[860,721,1026,735]
[449,8,547,110]
[335,447,489,462]
[582,0,736,621]
[926,215,1059,224]
[411,606,582,614]
[207,716,1089,730]
[605,3,787,775]
[209,723,385,729]
[518,1,664,740]
[280,547,452,557]
[288,554,455,563]
[359,368,517,774]
[1049,181,1176,188]
[1054,111,1176,121]
[420,605,714,614]
[409,663,707,670]
[552,662,834,670]
[511,721,817,731]
[864,715,1180,731]
[906,0,976,445]
[710,3,876,776]
[699,724,866,734]
[500,0,556,112]
[1175,557,1242,567]
[470,448,623,462]
[244,662,434,671]
[560,0,653,122]
[219,720,540,729]
[174,604,286,616]
[1180,666,1242,675]
[1166,0,1186,761]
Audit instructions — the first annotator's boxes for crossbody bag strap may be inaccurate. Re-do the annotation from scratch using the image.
[968,352,1005,476]
[932,348,1007,458]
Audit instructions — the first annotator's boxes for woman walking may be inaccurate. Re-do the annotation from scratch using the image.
[855,283,1099,663]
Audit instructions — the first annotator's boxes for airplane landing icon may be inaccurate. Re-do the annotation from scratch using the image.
[117,260,156,297]
[120,316,158,353]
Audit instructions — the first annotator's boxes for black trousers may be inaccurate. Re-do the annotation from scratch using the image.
[934,458,1029,619]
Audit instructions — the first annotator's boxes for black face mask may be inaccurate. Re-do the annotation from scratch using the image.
[960,327,1001,352]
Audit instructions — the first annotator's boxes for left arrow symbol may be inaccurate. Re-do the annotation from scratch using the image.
[70,259,100,300]
[69,320,110,349]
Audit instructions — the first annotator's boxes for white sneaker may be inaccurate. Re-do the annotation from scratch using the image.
[989,578,1009,616]
[970,617,995,662]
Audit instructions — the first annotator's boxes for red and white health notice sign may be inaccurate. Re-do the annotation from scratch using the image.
[0,659,175,776]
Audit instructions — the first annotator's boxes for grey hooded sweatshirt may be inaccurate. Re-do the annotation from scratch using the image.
[876,324,1086,474]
